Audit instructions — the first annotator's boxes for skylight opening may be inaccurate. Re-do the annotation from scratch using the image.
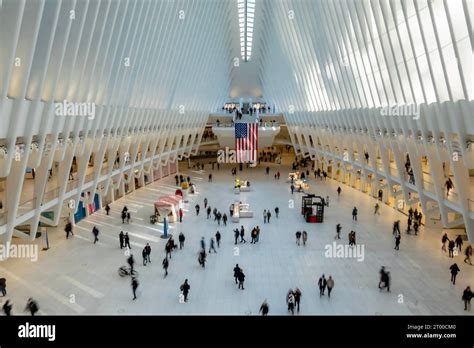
[237,0,255,62]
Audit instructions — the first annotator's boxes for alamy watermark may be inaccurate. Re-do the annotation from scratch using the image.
[55,100,95,120]
[324,241,365,262]
[217,147,257,167]
[380,104,419,120]
[0,242,38,262]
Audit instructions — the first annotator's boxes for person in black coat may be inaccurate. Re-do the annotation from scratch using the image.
[215,231,221,247]
[121,211,127,224]
[259,300,269,316]
[178,232,185,249]
[318,275,327,296]
[462,286,472,311]
[234,229,240,245]
[2,300,12,316]
[448,240,456,258]
[162,257,169,277]
[131,277,139,300]
[180,279,190,302]
[119,231,125,249]
[237,270,245,290]
[450,263,460,284]
[233,264,241,284]
[124,232,131,249]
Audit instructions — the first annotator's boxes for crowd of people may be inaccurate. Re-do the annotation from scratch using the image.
[2,149,473,316]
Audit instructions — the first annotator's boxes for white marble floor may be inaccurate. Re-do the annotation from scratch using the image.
[0,155,473,315]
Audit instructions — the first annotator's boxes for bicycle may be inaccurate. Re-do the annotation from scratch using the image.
[118,266,139,277]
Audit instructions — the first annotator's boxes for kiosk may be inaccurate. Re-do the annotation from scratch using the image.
[301,194,325,223]
[287,172,300,183]
[231,201,254,222]
[152,195,182,223]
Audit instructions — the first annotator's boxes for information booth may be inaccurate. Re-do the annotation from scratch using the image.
[301,194,325,223]
[152,195,182,224]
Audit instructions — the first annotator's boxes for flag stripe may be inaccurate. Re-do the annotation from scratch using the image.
[235,122,258,163]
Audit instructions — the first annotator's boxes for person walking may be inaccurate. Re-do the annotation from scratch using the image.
[294,288,302,312]
[266,210,271,224]
[287,290,295,315]
[215,231,221,248]
[178,232,185,249]
[142,247,148,266]
[180,279,190,302]
[0,278,6,296]
[204,198,208,209]
[126,212,131,224]
[179,208,183,223]
[259,300,269,316]
[233,264,241,284]
[450,263,460,285]
[275,207,279,218]
[290,184,295,194]
[263,210,267,224]
[162,257,169,277]
[442,233,449,252]
[448,239,456,258]
[327,276,334,298]
[455,235,463,253]
[145,243,151,264]
[337,186,342,196]
[234,229,240,245]
[318,275,327,296]
[127,254,135,273]
[462,286,472,311]
[2,300,12,316]
[195,204,200,216]
[124,232,131,249]
[335,224,342,240]
[198,249,206,268]
[119,231,125,249]
[394,232,401,251]
[464,245,473,265]
[207,206,211,219]
[25,298,39,316]
[208,173,212,182]
[216,212,222,226]
[223,213,227,226]
[302,231,308,246]
[352,207,358,221]
[240,226,246,243]
[295,231,302,246]
[65,221,74,238]
[237,270,245,290]
[105,204,110,215]
[374,203,380,215]
[121,211,126,224]
[92,226,99,244]
[131,277,139,300]
[209,238,217,253]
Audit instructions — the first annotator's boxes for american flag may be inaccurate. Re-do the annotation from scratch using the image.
[235,122,258,162]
